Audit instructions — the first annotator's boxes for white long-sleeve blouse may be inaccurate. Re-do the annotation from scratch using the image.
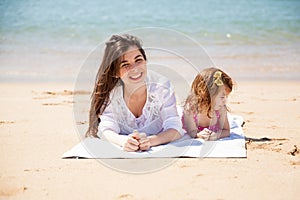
[98,70,185,137]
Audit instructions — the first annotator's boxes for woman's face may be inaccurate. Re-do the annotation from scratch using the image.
[118,46,147,86]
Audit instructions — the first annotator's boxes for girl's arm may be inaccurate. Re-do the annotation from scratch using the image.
[182,110,198,138]
[219,108,230,138]
[210,108,230,140]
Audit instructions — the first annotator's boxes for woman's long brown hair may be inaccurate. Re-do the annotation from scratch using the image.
[85,34,147,137]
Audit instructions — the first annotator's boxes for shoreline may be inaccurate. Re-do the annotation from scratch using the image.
[1,42,299,83]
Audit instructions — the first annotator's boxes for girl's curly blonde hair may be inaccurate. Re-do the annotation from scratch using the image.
[183,67,234,118]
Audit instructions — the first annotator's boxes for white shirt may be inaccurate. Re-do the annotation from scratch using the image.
[98,70,185,137]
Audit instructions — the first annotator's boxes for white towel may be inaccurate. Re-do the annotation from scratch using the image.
[62,115,246,158]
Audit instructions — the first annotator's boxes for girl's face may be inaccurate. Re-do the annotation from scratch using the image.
[118,46,147,85]
[213,86,227,111]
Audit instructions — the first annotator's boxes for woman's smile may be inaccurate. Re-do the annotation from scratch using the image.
[129,72,143,80]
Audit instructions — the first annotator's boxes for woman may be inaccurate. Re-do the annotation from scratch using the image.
[86,34,184,152]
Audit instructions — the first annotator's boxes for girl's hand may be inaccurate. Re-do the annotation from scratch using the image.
[197,128,219,141]
[208,131,218,141]
[196,128,211,141]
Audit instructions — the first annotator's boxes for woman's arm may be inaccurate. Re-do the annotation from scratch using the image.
[101,130,127,146]
[101,130,140,151]
[97,92,142,151]
[102,129,181,151]
[148,128,181,147]
[154,79,185,143]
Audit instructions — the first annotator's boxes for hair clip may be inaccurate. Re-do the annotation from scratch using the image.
[213,71,223,86]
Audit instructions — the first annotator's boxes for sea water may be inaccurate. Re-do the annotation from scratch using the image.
[0,0,299,82]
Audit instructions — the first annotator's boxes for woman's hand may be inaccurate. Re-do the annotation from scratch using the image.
[122,130,150,152]
[122,135,140,152]
[138,136,151,151]
[136,132,151,151]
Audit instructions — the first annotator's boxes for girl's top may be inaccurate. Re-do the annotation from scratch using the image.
[182,110,221,133]
[98,70,185,137]
[194,110,221,132]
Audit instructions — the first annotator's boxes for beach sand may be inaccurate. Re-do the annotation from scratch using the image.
[0,81,299,199]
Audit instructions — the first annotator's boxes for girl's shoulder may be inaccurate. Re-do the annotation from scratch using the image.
[183,93,199,112]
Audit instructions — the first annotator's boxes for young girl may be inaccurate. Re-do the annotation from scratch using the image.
[85,34,184,152]
[182,67,234,141]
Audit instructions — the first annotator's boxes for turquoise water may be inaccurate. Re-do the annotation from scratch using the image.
[0,0,300,81]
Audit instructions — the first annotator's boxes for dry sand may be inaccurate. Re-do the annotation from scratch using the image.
[0,81,299,199]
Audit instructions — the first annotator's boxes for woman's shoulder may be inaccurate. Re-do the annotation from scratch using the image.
[147,70,170,84]
[147,70,172,90]
[109,82,123,99]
